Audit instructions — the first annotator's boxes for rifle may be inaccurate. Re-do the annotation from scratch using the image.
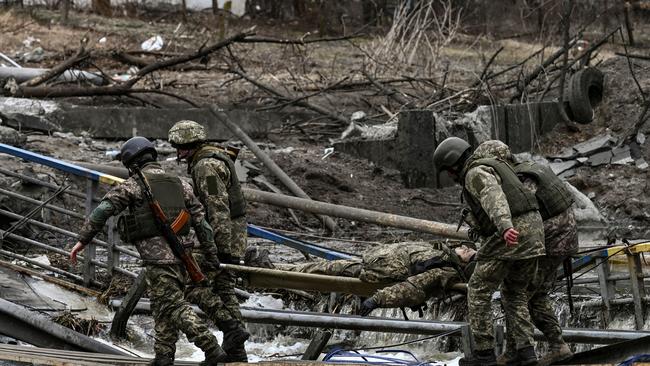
[133,167,206,284]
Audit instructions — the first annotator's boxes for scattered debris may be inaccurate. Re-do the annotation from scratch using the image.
[51,311,105,337]
[140,35,164,51]
[0,126,27,147]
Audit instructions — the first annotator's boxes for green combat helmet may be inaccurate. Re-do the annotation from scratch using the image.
[432,137,471,170]
[168,120,207,146]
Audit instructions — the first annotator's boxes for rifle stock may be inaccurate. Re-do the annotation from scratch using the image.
[135,168,206,284]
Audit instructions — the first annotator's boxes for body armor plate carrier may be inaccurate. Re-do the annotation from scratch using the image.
[514,161,574,220]
[118,172,190,243]
[461,158,539,236]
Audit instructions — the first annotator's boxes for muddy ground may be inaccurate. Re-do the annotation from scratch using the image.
[1,7,650,249]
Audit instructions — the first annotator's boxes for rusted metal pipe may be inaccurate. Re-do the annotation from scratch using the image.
[0,167,99,202]
[210,107,338,232]
[0,208,140,258]
[0,188,85,219]
[243,189,469,240]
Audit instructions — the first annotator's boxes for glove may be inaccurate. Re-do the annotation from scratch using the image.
[359,298,379,317]
[467,227,480,242]
[503,227,519,247]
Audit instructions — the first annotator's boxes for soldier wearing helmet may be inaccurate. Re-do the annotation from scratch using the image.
[168,120,249,362]
[433,137,545,366]
[69,137,228,366]
[475,141,576,366]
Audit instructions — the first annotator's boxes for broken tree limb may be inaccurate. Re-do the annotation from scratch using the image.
[237,28,367,45]
[556,0,575,124]
[228,68,349,125]
[362,68,411,106]
[210,107,339,233]
[255,76,350,112]
[241,188,469,240]
[21,38,90,87]
[124,27,256,88]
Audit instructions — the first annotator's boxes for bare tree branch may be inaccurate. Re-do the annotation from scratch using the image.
[21,38,90,87]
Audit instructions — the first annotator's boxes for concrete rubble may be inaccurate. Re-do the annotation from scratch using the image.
[545,132,647,179]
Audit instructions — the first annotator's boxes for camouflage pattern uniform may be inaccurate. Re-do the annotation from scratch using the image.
[77,162,223,360]
[479,141,578,355]
[461,143,545,353]
[190,146,246,323]
[279,242,464,309]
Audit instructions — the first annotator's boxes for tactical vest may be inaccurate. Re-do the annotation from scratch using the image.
[514,161,574,220]
[117,172,190,243]
[191,145,247,219]
[461,158,539,236]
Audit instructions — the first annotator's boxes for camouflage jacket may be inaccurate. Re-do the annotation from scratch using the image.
[78,162,219,264]
[189,150,247,259]
[462,153,545,261]
[473,140,578,257]
[359,242,458,283]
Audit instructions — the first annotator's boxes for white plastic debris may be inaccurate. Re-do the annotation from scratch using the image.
[322,147,334,159]
[98,37,107,44]
[637,132,646,145]
[22,36,40,48]
[141,35,164,51]
[350,111,366,122]
[31,254,51,267]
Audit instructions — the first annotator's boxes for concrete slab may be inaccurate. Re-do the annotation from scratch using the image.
[558,168,576,179]
[612,146,634,165]
[549,160,578,175]
[573,134,616,156]
[0,97,284,140]
[548,147,578,160]
[587,150,613,166]
[636,158,649,170]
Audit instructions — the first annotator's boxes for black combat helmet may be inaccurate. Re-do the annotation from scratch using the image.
[119,136,158,168]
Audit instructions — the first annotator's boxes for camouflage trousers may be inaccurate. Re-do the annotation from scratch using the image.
[190,252,243,325]
[208,269,243,323]
[504,256,565,353]
[282,259,363,278]
[373,268,460,308]
[468,258,538,351]
[145,264,220,358]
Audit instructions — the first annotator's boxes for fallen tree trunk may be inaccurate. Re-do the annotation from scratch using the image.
[211,107,339,233]
[243,189,469,240]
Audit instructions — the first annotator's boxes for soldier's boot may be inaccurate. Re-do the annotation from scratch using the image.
[220,320,250,363]
[506,346,538,366]
[199,346,229,366]
[537,343,572,366]
[148,354,174,366]
[496,348,516,366]
[459,349,497,366]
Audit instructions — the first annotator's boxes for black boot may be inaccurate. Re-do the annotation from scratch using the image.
[220,320,250,351]
[459,349,497,366]
[220,320,250,362]
[148,354,174,366]
[199,347,229,366]
[518,346,538,366]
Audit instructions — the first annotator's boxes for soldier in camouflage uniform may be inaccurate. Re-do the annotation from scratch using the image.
[168,120,249,362]
[247,242,476,313]
[477,141,576,366]
[69,137,227,366]
[433,137,546,366]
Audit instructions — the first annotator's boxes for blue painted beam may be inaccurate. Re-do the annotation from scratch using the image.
[247,224,358,261]
[0,143,124,185]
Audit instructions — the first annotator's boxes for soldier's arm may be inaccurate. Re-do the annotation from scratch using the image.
[465,166,514,235]
[72,183,131,264]
[181,179,220,264]
[78,183,132,245]
[192,159,233,257]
